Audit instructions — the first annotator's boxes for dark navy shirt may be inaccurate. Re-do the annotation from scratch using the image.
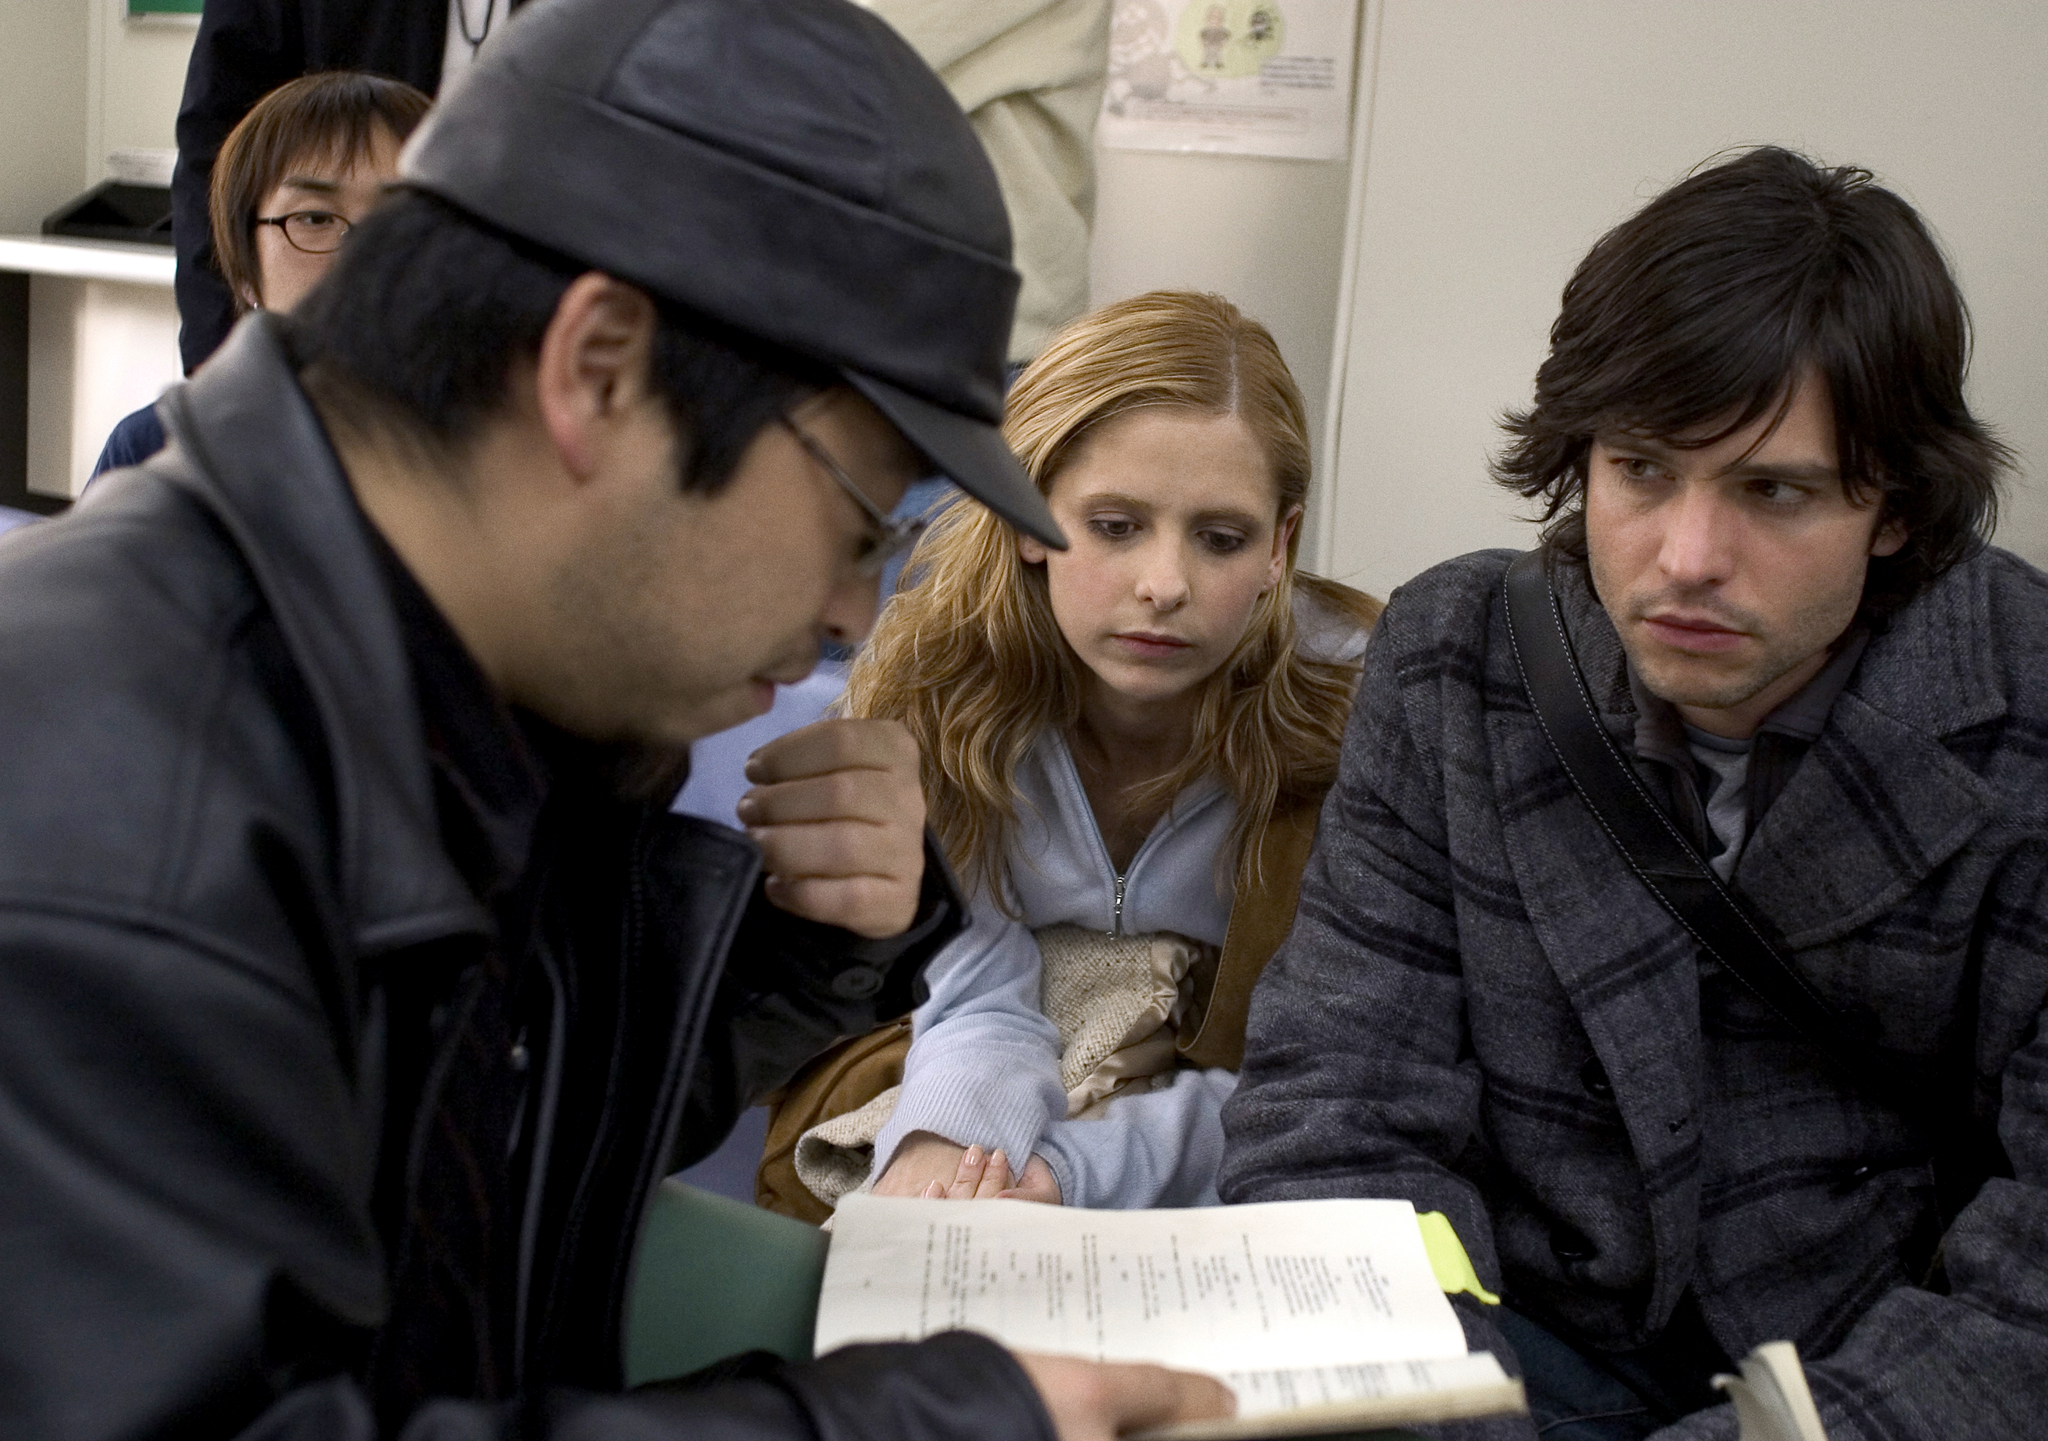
[90,403,168,481]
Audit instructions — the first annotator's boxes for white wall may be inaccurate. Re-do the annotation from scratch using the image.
[0,5,191,500]
[1088,143,1356,560]
[1320,0,2048,598]
[0,2,191,231]
[0,2,90,233]
[87,4,196,180]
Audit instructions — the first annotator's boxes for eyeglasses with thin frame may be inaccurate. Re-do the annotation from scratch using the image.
[778,413,927,578]
[253,210,354,255]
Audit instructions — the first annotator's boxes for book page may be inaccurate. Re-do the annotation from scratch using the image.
[1138,1354,1524,1440]
[1221,1353,1511,1419]
[816,1195,1468,1372]
[1713,1342,1830,1441]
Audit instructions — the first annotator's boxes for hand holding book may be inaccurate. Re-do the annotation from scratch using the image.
[1015,1351,1238,1441]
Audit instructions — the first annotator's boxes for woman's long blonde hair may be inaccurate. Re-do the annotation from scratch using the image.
[844,290,1380,902]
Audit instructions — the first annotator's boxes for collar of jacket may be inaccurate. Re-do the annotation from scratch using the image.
[1549,550,2005,947]
[157,314,488,957]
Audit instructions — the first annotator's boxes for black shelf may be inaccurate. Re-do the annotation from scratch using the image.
[42,182,174,248]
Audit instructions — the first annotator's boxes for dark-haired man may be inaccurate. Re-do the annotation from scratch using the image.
[1223,147,2048,1440]
[0,1,1229,1439]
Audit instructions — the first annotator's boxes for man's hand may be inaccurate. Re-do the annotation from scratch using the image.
[736,717,925,938]
[1014,1352,1235,1441]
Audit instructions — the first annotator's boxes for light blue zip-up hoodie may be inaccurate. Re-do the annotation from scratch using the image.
[869,728,1241,1207]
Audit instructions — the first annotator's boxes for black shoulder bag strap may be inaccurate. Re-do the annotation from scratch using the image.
[1501,549,1899,1098]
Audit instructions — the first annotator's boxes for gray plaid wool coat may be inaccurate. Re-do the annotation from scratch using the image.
[1220,546,2048,1440]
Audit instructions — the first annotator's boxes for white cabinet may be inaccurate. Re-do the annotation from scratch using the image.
[0,234,178,507]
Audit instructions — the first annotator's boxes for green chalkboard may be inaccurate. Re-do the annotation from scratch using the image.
[128,0,203,15]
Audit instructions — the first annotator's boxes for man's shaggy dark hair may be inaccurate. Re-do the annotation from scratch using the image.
[1494,146,2012,615]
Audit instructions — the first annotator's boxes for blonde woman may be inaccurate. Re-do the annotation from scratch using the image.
[841,291,1379,1209]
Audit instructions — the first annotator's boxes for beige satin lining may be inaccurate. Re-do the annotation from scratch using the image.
[1035,926,1213,1121]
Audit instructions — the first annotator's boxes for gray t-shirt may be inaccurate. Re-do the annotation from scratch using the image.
[1629,630,1871,884]
[1683,726,1754,880]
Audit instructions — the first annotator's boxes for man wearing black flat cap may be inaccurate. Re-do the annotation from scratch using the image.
[0,1,1232,1439]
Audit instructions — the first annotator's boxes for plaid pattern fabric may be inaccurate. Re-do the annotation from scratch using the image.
[1221,547,2048,1441]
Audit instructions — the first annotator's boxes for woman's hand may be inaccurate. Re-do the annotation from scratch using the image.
[922,1143,1014,1199]
[998,1153,1063,1205]
[880,1138,1066,1203]
[872,1130,970,1197]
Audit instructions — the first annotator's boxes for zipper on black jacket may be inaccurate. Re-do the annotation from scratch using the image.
[510,935,567,1388]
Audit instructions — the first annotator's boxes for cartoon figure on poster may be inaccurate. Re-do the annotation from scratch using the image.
[1176,0,1284,80]
[1105,0,1175,107]
[1100,0,1354,162]
[1198,6,1229,68]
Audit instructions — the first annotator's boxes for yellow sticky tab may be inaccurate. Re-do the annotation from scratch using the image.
[1417,1211,1501,1305]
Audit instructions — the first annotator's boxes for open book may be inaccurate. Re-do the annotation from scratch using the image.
[816,1193,1526,1439]
[1714,1341,1830,1441]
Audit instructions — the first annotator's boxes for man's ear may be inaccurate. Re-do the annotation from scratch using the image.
[533,272,659,482]
[1870,513,1907,558]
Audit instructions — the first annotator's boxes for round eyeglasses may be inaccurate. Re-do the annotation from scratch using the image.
[253,210,354,255]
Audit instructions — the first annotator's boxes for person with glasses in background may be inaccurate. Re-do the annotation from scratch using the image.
[91,71,431,479]
[171,0,530,375]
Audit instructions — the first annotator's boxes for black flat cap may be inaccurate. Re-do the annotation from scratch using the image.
[400,0,1062,547]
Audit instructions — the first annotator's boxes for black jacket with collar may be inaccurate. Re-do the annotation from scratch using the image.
[0,317,1045,1441]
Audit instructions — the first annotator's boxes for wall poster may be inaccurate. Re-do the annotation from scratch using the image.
[1099,0,1360,160]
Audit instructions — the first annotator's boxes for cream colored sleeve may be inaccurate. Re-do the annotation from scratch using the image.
[859,0,1111,363]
